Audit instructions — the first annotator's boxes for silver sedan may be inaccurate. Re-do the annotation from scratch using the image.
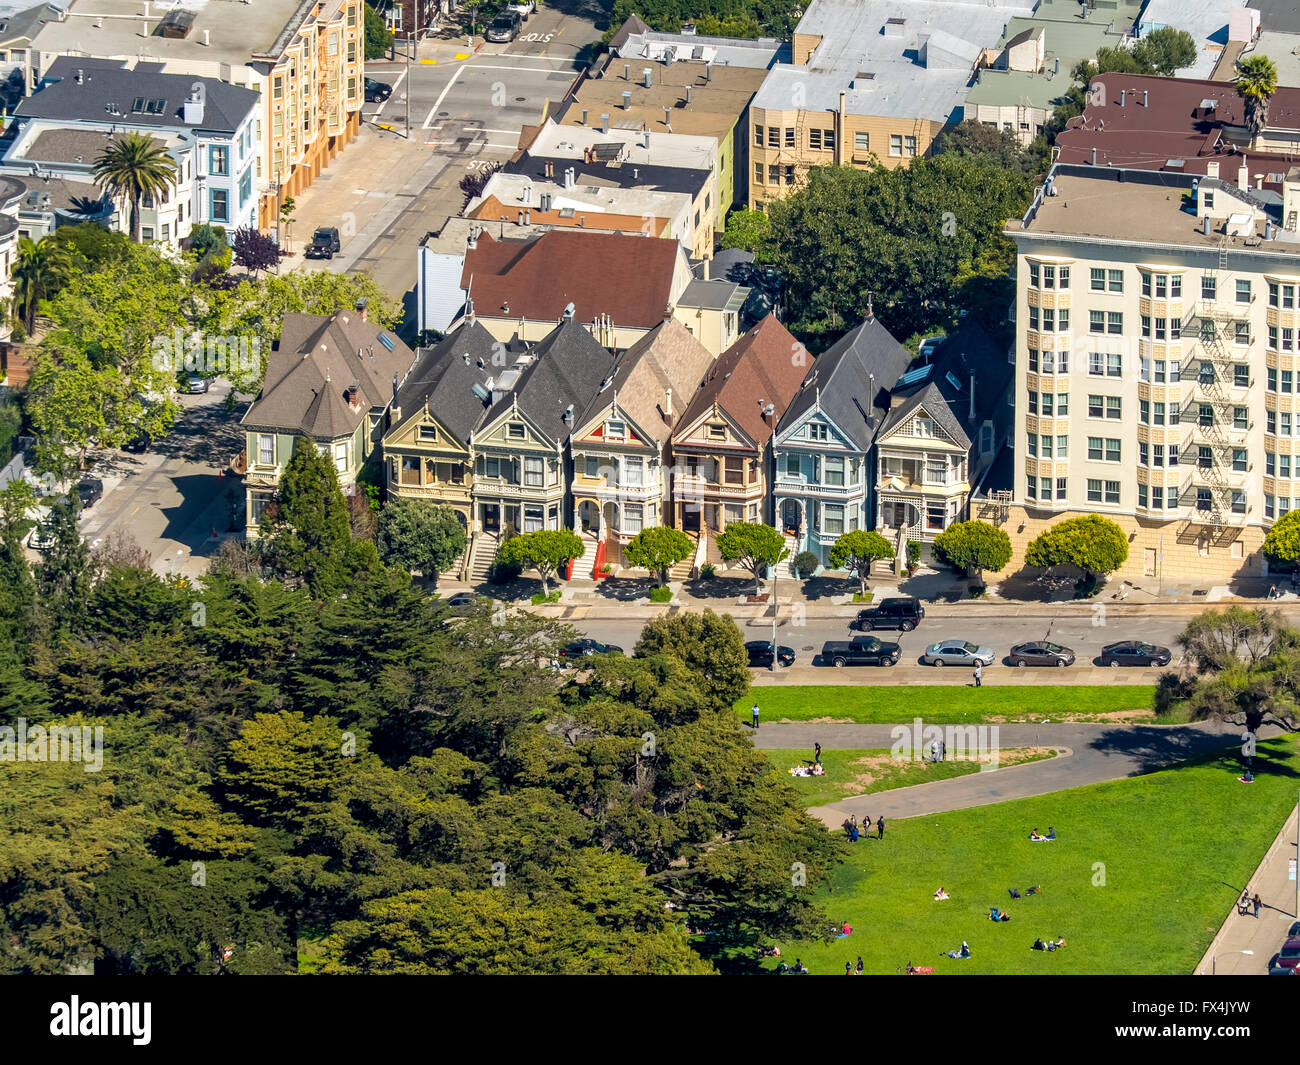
[921,639,995,667]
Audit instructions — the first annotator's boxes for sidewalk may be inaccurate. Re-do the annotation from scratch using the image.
[1193,805,1300,975]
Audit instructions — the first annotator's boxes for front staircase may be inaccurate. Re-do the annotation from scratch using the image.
[467,531,499,584]
[574,530,601,579]
[773,532,799,581]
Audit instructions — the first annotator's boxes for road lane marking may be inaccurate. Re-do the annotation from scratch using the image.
[422,63,466,129]
[372,68,407,115]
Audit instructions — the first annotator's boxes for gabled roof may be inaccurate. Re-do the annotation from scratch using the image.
[777,315,912,451]
[390,320,504,443]
[576,318,714,448]
[480,319,617,448]
[242,309,415,439]
[461,229,683,329]
[675,314,805,448]
[878,381,971,450]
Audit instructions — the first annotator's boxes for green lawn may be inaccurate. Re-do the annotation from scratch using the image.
[765,748,1056,807]
[739,685,1156,724]
[761,737,1299,975]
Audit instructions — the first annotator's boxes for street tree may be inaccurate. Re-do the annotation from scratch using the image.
[1263,509,1300,566]
[624,526,694,586]
[719,208,772,253]
[633,608,750,711]
[91,132,178,243]
[1235,54,1278,144]
[933,520,1012,585]
[498,529,584,594]
[376,498,467,581]
[232,226,283,277]
[827,529,895,596]
[1025,514,1128,580]
[716,521,787,595]
[11,236,72,333]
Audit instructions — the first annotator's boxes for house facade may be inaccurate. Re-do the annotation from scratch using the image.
[240,305,416,535]
[772,316,912,564]
[570,318,714,551]
[670,314,805,534]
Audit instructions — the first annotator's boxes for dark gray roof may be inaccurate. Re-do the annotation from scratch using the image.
[879,319,1011,446]
[481,319,616,447]
[878,381,971,450]
[391,320,504,444]
[505,150,710,199]
[19,56,258,133]
[777,316,913,451]
[1249,0,1300,35]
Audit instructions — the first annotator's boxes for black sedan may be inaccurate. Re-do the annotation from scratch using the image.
[76,478,104,509]
[745,640,796,668]
[446,593,479,609]
[557,639,624,666]
[123,432,151,453]
[1008,641,1076,668]
[364,77,393,103]
[1099,641,1172,667]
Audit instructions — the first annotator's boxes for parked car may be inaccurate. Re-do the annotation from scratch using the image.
[821,635,901,668]
[364,77,392,103]
[304,226,341,259]
[851,596,925,632]
[26,523,56,551]
[1273,936,1300,971]
[921,639,995,667]
[446,593,479,609]
[76,478,104,509]
[507,0,536,18]
[1289,921,1300,938]
[184,373,210,394]
[557,638,624,665]
[1008,641,1076,668]
[1098,641,1172,667]
[486,10,522,41]
[123,432,151,454]
[745,640,796,668]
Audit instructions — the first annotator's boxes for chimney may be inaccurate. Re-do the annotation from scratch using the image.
[601,113,610,133]
[564,167,575,188]
[391,372,399,410]
[664,107,671,126]
[544,159,554,179]
[968,373,975,421]
[524,209,530,225]
[1238,162,1249,190]
[1207,161,1219,179]
[1256,174,1264,190]
[643,68,652,88]
[706,62,712,82]
[75,68,84,84]
[1267,219,1276,239]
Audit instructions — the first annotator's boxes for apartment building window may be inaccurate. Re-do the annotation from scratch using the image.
[1268,410,1277,434]
[623,504,644,533]
[1155,318,1167,341]
[332,442,348,474]
[209,146,229,176]
[1139,441,1149,464]
[1234,364,1250,388]
[1029,306,1039,331]
[786,454,800,478]
[1041,392,1053,415]
[1286,370,1294,393]
[1285,412,1294,435]
[1235,321,1250,345]
[1268,452,1276,477]
[708,423,727,440]
[1042,308,1055,332]
[855,132,870,152]
[1236,279,1252,302]
[508,423,525,439]
[1197,488,1213,511]
[754,125,764,147]
[1041,476,1053,498]
[1269,367,1278,391]
[914,417,934,437]
[523,457,544,488]
[1090,310,1104,333]
[1234,406,1248,430]
[1267,494,1276,518]
[273,77,283,100]
[1199,404,1214,427]
[1090,268,1105,291]
[1040,435,1053,459]
[1106,438,1121,462]
[1286,328,1295,351]
[1105,481,1120,504]
[1027,347,1038,372]
[1087,436,1103,460]
[890,134,903,156]
[1139,484,1148,507]
[209,189,229,222]
[1088,352,1104,376]
[1029,263,1040,288]
[524,505,544,532]
[824,504,845,535]
[1233,490,1246,514]
[1233,448,1248,472]
[824,456,844,486]
[257,434,275,465]
[785,165,795,185]
[624,457,643,486]
[785,127,795,147]
[1287,284,1296,309]
[1027,434,1038,457]
[1283,497,1293,516]
[769,164,780,184]
[755,162,764,185]
[1027,477,1037,499]
[1105,396,1121,419]
[807,423,828,441]
[1199,361,1215,386]
[1202,276,1217,300]
[1088,394,1104,418]
[724,457,744,485]
[809,129,821,149]
[1028,390,1038,414]
[1141,315,1151,338]
[767,126,779,147]
[1087,478,1103,502]
[1055,477,1067,500]
[1106,312,1122,335]
[904,135,917,156]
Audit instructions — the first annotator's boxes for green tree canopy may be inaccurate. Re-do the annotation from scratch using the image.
[498,529,584,593]
[363,2,394,60]
[715,521,788,594]
[633,608,750,711]
[719,207,772,253]
[933,520,1012,582]
[1024,514,1128,579]
[1132,27,1198,76]
[1263,509,1300,564]
[624,526,694,585]
[376,499,467,581]
[827,529,895,595]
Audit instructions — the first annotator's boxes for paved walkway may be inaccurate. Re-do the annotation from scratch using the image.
[1193,806,1300,975]
[750,720,1247,826]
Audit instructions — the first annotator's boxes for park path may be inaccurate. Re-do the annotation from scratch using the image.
[751,720,1247,826]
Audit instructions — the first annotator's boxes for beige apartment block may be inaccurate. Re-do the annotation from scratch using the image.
[32,0,365,229]
[1005,162,1300,583]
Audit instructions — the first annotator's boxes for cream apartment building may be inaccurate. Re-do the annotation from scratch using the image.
[1005,162,1300,584]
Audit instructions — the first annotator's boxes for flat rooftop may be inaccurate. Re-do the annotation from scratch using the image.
[469,171,692,224]
[1138,0,1249,79]
[1250,31,1300,87]
[754,0,1033,119]
[1250,0,1300,35]
[1009,166,1300,253]
[521,118,717,172]
[613,27,789,69]
[31,0,311,69]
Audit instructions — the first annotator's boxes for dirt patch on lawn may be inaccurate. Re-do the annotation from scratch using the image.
[778,716,854,724]
[990,709,1156,723]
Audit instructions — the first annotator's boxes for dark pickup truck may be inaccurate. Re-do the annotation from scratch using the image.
[821,635,902,667]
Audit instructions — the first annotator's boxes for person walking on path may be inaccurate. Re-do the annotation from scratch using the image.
[1253,892,1262,918]
[814,742,822,766]
[973,661,982,688]
[751,702,759,730]
[1238,890,1250,916]
[877,816,886,840]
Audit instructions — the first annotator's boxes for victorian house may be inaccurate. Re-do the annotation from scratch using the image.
[771,315,912,567]
[570,319,714,565]
[669,314,805,538]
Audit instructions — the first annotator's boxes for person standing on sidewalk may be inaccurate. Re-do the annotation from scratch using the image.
[814,742,822,766]
[751,702,760,730]
[1253,892,1262,918]
[974,661,983,688]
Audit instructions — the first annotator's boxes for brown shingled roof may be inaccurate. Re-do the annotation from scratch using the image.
[675,314,805,449]
[461,229,682,329]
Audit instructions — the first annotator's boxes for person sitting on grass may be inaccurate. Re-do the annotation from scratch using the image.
[1053,936,1066,949]
[989,908,1010,922]
[1030,828,1047,841]
[1046,827,1056,840]
[1032,938,1046,951]
[934,887,949,901]
[1026,885,1042,896]
[945,941,971,959]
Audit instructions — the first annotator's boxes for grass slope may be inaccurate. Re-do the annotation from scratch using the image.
[739,685,1156,724]
[761,737,1299,975]
[765,748,1055,807]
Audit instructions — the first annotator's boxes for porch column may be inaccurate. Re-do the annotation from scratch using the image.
[799,499,808,549]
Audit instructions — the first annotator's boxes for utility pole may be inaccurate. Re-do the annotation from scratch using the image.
[770,556,779,672]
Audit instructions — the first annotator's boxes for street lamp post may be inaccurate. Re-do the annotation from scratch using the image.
[770,556,779,672]
[1211,949,1254,975]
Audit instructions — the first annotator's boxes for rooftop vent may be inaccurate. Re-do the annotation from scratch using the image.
[158,9,196,39]
[884,17,906,37]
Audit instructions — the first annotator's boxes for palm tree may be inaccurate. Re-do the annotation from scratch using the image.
[91,132,178,242]
[11,236,70,333]
[1235,55,1278,146]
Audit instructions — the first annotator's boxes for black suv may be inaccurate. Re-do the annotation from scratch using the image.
[305,226,341,259]
[364,77,392,103]
[851,596,925,632]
